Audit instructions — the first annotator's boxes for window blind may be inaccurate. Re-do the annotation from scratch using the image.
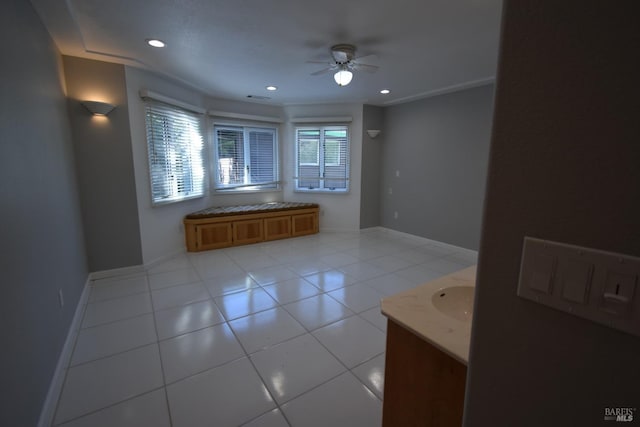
[295,126,349,192]
[144,101,205,204]
[213,125,278,191]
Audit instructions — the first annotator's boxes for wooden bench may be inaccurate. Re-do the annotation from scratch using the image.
[183,202,319,252]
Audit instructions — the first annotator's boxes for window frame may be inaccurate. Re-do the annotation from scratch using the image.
[143,99,206,206]
[294,125,350,194]
[211,123,280,193]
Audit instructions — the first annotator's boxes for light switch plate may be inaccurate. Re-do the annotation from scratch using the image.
[517,237,640,338]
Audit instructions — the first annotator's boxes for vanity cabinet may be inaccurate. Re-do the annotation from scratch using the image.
[380,266,476,427]
[382,320,467,426]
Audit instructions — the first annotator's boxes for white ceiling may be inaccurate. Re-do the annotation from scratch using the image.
[30,0,502,106]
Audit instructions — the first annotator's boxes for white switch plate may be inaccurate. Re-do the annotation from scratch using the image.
[517,237,640,337]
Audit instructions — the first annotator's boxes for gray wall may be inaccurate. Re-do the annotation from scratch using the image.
[360,105,384,228]
[64,56,143,271]
[465,1,640,425]
[0,1,88,425]
[380,86,494,250]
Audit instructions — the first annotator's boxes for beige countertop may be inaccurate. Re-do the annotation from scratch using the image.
[381,266,476,365]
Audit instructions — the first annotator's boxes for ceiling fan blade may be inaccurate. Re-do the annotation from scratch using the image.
[353,54,378,63]
[306,60,332,65]
[352,63,379,73]
[310,67,333,76]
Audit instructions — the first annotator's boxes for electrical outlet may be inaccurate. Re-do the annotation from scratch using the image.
[395,170,400,177]
[393,211,398,220]
[388,187,393,195]
[58,289,64,308]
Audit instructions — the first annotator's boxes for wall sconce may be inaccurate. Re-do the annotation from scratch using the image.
[366,129,381,139]
[81,100,115,116]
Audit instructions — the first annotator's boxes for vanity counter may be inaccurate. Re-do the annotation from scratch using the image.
[381,265,476,365]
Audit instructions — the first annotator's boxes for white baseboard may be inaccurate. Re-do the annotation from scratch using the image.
[365,226,479,258]
[143,248,187,270]
[38,276,91,427]
[89,264,146,281]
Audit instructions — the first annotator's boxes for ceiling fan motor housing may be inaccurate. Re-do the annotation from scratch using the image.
[331,44,356,64]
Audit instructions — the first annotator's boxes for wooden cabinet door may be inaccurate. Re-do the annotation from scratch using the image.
[196,222,232,250]
[233,219,264,245]
[264,216,291,241]
[291,212,318,236]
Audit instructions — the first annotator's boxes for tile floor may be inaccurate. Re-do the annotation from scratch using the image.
[52,228,476,427]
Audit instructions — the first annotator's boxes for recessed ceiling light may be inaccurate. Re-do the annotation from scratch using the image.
[380,89,391,94]
[266,86,277,91]
[146,39,165,48]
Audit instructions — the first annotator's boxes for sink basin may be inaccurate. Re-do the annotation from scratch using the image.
[431,286,475,322]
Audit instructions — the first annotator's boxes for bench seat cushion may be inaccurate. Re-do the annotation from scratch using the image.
[185,202,319,220]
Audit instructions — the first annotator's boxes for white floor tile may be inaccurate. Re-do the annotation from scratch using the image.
[189,252,236,279]
[303,270,357,292]
[241,408,289,427]
[444,250,478,264]
[88,276,148,303]
[359,307,388,332]
[150,282,209,311]
[284,257,332,276]
[423,257,468,274]
[71,314,156,366]
[231,253,280,270]
[362,273,422,296]
[250,334,345,404]
[281,372,382,427]
[262,277,320,304]
[159,323,244,384]
[229,307,306,354]
[368,254,414,273]
[166,357,275,427]
[392,248,441,264]
[146,255,192,275]
[248,265,297,285]
[154,299,225,340]
[343,245,391,260]
[57,389,170,427]
[202,272,258,297]
[283,294,354,331]
[312,316,385,368]
[319,252,361,268]
[82,293,153,328]
[148,268,201,290]
[195,262,245,280]
[327,283,385,313]
[352,353,386,399]
[54,345,163,424]
[393,264,444,287]
[214,288,278,320]
[54,230,470,426]
[338,261,388,281]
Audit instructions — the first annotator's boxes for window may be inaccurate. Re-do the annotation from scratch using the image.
[295,126,349,192]
[212,125,278,191]
[144,100,205,205]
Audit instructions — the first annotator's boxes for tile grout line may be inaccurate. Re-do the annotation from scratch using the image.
[144,271,175,427]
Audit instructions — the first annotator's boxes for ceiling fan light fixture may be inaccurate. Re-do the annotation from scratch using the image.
[380,89,390,94]
[334,69,353,86]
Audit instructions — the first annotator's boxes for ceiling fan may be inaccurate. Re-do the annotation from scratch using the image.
[308,44,379,86]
